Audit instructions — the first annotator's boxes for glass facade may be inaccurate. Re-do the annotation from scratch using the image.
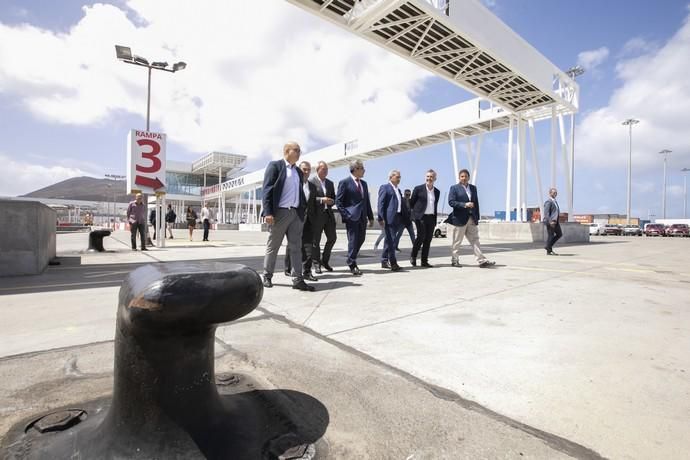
[166,171,219,196]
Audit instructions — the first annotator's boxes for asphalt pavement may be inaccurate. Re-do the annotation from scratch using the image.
[1,229,689,459]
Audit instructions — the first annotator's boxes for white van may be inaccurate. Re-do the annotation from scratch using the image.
[588,223,604,235]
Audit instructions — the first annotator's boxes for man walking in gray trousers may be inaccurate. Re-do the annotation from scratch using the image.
[261,141,314,291]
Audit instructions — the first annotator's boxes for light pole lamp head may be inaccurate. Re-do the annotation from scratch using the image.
[115,45,133,61]
[622,118,639,126]
[172,61,187,72]
[682,168,690,173]
[565,65,585,79]
[659,149,672,156]
[151,61,169,68]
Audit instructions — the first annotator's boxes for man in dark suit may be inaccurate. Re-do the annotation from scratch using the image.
[394,189,416,251]
[309,161,337,273]
[285,161,320,281]
[447,168,495,268]
[261,141,314,291]
[377,169,406,271]
[410,169,440,267]
[543,187,562,255]
[336,159,374,276]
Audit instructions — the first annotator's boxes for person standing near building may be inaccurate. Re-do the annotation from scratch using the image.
[336,159,374,276]
[201,203,212,242]
[185,206,197,241]
[261,141,314,292]
[127,193,148,251]
[543,187,562,255]
[410,169,440,267]
[309,161,337,273]
[165,204,176,239]
[447,169,495,268]
[377,169,406,271]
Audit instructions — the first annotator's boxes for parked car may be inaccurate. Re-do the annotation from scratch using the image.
[602,224,622,236]
[587,223,604,235]
[666,223,689,237]
[622,225,642,236]
[434,221,447,238]
[644,223,666,237]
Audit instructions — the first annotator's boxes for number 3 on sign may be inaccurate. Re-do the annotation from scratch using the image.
[136,139,161,173]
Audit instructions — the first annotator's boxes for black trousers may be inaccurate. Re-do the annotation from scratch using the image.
[345,219,367,266]
[545,222,563,251]
[313,211,337,265]
[411,214,436,262]
[130,222,146,249]
[203,219,210,241]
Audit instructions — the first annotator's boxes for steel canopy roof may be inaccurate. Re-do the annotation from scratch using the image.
[285,0,578,114]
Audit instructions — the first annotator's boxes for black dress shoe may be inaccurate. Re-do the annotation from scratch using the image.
[409,257,417,267]
[421,261,433,268]
[381,261,391,269]
[141,248,149,251]
[304,274,318,282]
[262,276,273,288]
[292,280,315,291]
[451,259,461,267]
[314,264,322,274]
[322,262,333,272]
[391,264,402,272]
[349,264,362,276]
[547,250,559,256]
[284,269,292,276]
[479,260,496,268]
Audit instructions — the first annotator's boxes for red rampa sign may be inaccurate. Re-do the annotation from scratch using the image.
[127,129,167,194]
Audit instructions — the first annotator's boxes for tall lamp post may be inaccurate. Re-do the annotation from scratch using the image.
[682,168,690,219]
[622,118,639,224]
[105,173,127,229]
[659,149,672,219]
[115,45,186,131]
[115,45,186,247]
[565,65,584,221]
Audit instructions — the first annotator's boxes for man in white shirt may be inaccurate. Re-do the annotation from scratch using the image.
[200,203,212,242]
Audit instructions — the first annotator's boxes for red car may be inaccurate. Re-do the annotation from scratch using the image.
[666,224,689,237]
[644,224,666,237]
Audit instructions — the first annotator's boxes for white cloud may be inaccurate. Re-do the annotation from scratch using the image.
[0,153,96,197]
[576,46,609,72]
[0,1,432,159]
[575,10,690,170]
[618,37,658,58]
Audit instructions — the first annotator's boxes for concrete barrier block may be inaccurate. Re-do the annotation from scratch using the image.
[0,200,57,276]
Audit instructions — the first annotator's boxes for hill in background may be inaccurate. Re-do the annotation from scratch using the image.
[22,177,132,202]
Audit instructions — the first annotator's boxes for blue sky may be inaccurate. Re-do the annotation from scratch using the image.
[1,0,689,220]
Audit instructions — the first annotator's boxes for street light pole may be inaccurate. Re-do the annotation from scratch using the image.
[115,46,186,247]
[682,168,689,219]
[566,65,584,222]
[622,118,639,224]
[115,45,186,132]
[659,149,672,219]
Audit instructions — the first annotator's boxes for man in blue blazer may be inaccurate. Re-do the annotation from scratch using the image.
[336,159,374,276]
[377,169,406,271]
[409,169,441,267]
[261,141,314,291]
[543,187,562,255]
[446,169,495,268]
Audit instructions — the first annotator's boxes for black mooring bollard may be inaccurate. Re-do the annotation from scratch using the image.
[1,262,328,459]
[87,229,112,252]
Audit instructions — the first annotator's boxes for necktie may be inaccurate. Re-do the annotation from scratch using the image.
[356,179,362,196]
